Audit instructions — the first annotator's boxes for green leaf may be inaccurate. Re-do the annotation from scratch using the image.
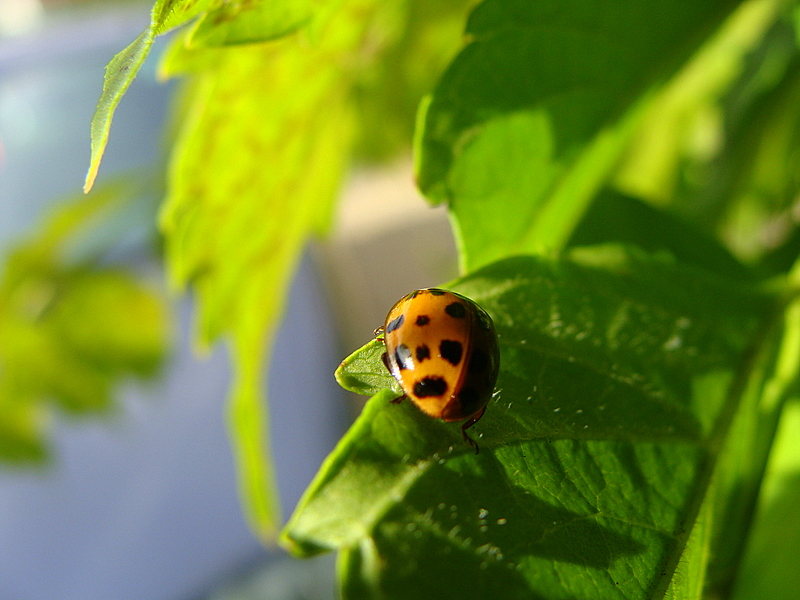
[51,272,168,377]
[662,492,713,600]
[188,0,322,47]
[415,0,769,271]
[84,30,155,193]
[159,7,363,535]
[0,398,46,462]
[350,0,474,161]
[335,339,400,398]
[158,0,474,541]
[0,185,170,461]
[718,61,800,263]
[611,7,800,265]
[732,402,800,600]
[568,190,754,281]
[613,0,790,209]
[84,0,218,192]
[282,247,781,599]
[701,259,800,596]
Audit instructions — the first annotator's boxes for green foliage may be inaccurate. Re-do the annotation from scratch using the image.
[86,0,473,538]
[732,402,800,600]
[82,0,800,596]
[615,4,800,266]
[85,0,218,192]
[0,187,169,462]
[279,0,800,598]
[351,0,472,160]
[188,0,331,47]
[416,0,769,271]
[283,248,788,599]
[160,15,361,537]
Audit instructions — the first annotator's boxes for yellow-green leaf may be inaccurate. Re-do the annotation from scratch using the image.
[188,0,320,47]
[0,186,171,460]
[159,9,365,535]
[84,0,218,193]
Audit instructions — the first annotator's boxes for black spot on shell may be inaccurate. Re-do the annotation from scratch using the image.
[416,344,430,362]
[414,376,448,398]
[429,289,446,296]
[386,314,404,334]
[477,310,492,330]
[445,301,467,319]
[468,348,489,374]
[394,344,412,371]
[415,315,430,326]
[440,340,463,366]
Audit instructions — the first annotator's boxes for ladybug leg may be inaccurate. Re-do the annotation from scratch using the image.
[390,395,406,405]
[461,407,486,455]
[374,326,385,341]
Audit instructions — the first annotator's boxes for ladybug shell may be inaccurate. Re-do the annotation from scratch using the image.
[382,288,499,422]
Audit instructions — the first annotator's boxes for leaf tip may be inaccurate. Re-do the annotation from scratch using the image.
[83,163,99,194]
[278,527,329,558]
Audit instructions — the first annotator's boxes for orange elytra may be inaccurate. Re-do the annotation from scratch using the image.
[376,288,499,453]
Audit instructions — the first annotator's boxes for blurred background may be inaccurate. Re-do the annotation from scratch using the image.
[0,0,457,598]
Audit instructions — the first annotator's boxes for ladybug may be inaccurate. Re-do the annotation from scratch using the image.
[375,288,499,453]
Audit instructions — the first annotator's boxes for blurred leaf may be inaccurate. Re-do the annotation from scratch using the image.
[415,0,781,272]
[157,0,477,540]
[0,187,170,461]
[568,190,754,281]
[613,0,789,207]
[282,246,786,599]
[188,0,326,47]
[613,6,800,265]
[702,257,800,596]
[0,398,47,463]
[158,0,373,537]
[51,272,167,377]
[731,402,800,600]
[717,61,800,261]
[351,0,473,160]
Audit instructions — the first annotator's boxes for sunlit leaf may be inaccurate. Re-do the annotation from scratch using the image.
[155,0,476,540]
[158,3,369,536]
[732,402,800,600]
[613,0,788,207]
[188,0,321,47]
[415,0,769,272]
[84,30,156,193]
[718,62,800,262]
[282,246,786,599]
[662,494,713,600]
[701,258,800,596]
[84,0,219,193]
[351,0,473,160]
[334,339,400,398]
